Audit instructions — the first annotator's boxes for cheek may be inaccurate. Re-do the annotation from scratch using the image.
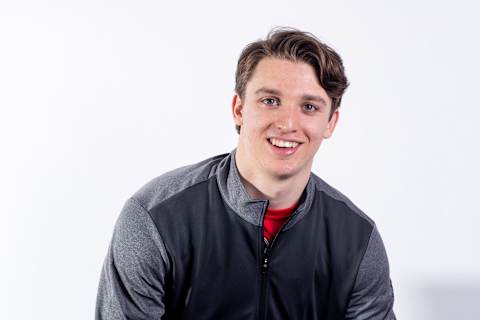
[241,111,266,141]
[304,122,327,141]
[246,107,270,129]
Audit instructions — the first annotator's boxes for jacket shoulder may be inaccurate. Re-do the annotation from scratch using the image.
[132,153,228,211]
[310,173,375,227]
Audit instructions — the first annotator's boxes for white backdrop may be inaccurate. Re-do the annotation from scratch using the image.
[2,0,479,319]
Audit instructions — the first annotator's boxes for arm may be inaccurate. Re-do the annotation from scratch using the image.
[96,198,170,320]
[345,226,396,320]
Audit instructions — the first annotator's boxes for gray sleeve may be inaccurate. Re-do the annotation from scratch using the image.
[345,226,396,320]
[96,198,170,320]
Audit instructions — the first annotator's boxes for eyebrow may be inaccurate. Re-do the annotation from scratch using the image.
[254,87,327,106]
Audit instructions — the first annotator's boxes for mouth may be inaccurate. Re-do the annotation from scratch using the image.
[267,138,302,155]
[268,138,299,148]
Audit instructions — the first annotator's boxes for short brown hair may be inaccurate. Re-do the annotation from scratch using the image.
[234,27,349,133]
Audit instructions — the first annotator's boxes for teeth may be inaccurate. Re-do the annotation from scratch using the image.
[269,138,299,148]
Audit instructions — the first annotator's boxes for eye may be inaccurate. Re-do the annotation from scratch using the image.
[303,103,318,112]
[261,97,280,106]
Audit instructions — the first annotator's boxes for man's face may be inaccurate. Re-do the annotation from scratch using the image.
[232,57,339,180]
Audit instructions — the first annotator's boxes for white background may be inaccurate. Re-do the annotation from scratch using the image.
[2,0,479,319]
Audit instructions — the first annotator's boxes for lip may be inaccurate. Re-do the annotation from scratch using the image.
[268,137,303,144]
[267,138,301,156]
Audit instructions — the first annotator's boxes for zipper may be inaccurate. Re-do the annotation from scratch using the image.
[258,203,298,320]
[258,201,269,320]
[259,242,269,319]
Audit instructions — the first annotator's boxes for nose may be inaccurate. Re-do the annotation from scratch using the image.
[274,105,298,132]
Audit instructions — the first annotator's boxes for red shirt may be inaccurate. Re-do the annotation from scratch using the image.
[263,203,297,246]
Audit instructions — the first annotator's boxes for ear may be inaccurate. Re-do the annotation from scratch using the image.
[323,110,339,139]
[232,94,244,127]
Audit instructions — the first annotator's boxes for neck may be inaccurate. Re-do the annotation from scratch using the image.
[235,149,311,210]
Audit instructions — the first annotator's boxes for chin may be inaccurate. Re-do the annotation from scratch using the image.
[267,165,301,180]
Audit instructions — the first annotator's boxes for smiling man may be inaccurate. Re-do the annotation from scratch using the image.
[96,28,396,319]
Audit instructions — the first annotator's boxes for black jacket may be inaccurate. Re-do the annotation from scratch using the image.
[96,151,395,319]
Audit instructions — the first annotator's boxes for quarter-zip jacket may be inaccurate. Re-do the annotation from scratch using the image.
[96,150,395,319]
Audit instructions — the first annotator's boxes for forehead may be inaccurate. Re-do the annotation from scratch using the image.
[245,57,330,103]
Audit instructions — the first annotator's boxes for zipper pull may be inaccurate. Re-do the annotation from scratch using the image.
[262,256,269,273]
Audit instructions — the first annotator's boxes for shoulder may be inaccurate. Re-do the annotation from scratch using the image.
[132,153,229,212]
[310,173,375,227]
[308,175,395,318]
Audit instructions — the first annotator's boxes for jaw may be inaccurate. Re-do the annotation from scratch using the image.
[263,156,313,181]
[236,134,315,182]
[262,141,314,181]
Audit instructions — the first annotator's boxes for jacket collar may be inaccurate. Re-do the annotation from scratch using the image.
[216,149,316,230]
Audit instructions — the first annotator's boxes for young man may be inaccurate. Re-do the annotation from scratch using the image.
[96,28,396,319]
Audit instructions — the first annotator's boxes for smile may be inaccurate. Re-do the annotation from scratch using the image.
[268,138,300,148]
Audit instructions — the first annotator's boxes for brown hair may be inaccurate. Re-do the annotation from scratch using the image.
[234,27,349,133]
